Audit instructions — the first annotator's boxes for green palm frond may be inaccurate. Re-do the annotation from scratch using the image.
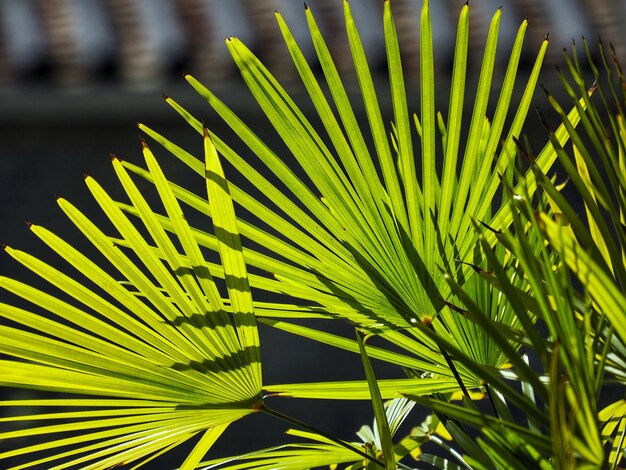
[142,0,571,333]
[414,137,613,467]
[0,0,600,468]
[385,38,626,469]
[536,45,626,332]
[106,7,598,442]
[0,133,262,468]
[122,0,587,407]
[357,331,396,469]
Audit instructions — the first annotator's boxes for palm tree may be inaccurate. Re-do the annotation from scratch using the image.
[0,0,595,468]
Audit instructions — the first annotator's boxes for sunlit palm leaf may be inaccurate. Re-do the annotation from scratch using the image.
[200,442,358,470]
[0,136,262,468]
[264,376,467,401]
[428,169,609,466]
[143,0,563,333]
[127,2,589,411]
[405,393,552,454]
[600,399,626,468]
[539,41,626,468]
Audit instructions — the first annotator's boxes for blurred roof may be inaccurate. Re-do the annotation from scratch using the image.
[0,0,625,119]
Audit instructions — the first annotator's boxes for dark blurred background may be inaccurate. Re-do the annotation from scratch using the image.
[0,0,625,467]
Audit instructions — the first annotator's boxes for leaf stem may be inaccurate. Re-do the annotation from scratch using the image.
[260,404,385,467]
[485,383,500,419]
[427,323,470,399]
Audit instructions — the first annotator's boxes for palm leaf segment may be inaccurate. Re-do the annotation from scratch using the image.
[145,0,571,333]
[0,134,262,469]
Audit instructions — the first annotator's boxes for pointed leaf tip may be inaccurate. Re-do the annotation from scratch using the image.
[303,2,309,10]
[536,107,552,132]
[443,300,468,315]
[477,220,501,234]
[161,93,169,100]
[588,81,598,95]
[454,258,485,273]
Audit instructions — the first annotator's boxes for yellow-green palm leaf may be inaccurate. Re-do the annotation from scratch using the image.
[139,0,582,334]
[0,133,262,469]
[131,0,583,400]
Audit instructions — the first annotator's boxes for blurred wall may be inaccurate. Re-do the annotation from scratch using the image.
[2,0,623,232]
[1,0,625,90]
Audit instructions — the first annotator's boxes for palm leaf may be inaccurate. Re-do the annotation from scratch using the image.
[0,137,262,468]
[122,3,587,408]
[264,377,467,401]
[151,0,563,332]
[356,331,395,469]
[202,401,424,470]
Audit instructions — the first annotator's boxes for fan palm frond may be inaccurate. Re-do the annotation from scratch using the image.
[143,0,565,331]
[0,133,262,469]
[0,0,597,467]
[404,44,620,463]
[132,0,586,403]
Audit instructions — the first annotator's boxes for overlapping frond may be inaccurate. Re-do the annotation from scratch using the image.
[406,42,623,467]
[531,42,626,467]
[201,400,423,470]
